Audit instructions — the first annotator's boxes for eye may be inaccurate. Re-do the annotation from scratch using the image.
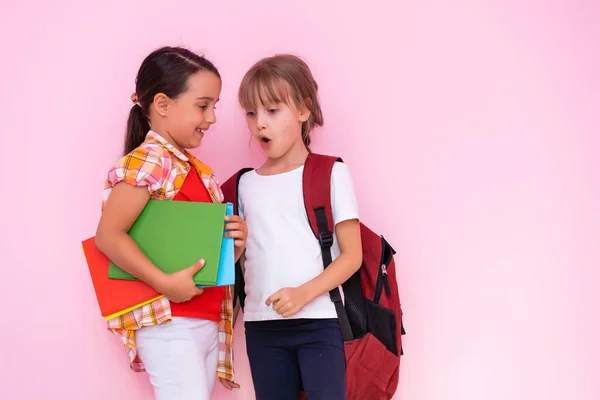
[246,111,256,117]
[268,108,278,114]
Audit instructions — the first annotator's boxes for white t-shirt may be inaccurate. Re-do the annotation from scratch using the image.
[238,162,359,321]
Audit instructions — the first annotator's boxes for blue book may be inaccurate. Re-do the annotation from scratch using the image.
[199,203,235,287]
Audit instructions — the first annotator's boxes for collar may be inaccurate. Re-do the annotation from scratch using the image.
[146,130,189,162]
[146,130,213,176]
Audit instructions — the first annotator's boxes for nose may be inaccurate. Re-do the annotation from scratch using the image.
[206,107,217,124]
[255,110,266,130]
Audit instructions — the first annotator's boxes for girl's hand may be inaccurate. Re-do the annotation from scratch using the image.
[157,259,205,303]
[266,286,311,318]
[225,215,248,260]
[219,377,240,391]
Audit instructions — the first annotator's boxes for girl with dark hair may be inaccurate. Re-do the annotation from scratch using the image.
[95,46,245,400]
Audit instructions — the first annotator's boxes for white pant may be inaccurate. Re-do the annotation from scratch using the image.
[135,317,219,400]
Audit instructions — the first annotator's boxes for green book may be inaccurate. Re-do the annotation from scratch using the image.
[107,200,227,286]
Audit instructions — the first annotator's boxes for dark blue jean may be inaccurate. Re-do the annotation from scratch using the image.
[245,318,346,400]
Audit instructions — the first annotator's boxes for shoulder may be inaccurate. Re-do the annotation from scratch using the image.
[106,142,168,189]
[119,141,166,170]
[331,160,352,182]
[329,161,359,222]
[330,161,357,201]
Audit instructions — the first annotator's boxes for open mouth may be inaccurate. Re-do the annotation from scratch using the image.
[259,135,271,144]
[195,128,205,135]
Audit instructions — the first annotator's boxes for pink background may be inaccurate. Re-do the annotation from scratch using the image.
[1,1,599,399]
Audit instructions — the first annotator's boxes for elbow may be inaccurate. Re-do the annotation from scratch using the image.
[340,240,363,275]
[94,223,115,254]
[350,248,363,274]
[353,256,363,273]
[94,228,109,254]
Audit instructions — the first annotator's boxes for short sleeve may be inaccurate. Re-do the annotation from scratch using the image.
[331,162,359,226]
[103,147,165,202]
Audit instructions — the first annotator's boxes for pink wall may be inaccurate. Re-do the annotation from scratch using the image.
[1,1,598,399]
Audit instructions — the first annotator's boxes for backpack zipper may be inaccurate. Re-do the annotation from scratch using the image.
[381,264,391,297]
[374,235,395,304]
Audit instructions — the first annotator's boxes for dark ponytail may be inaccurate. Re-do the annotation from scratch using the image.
[124,104,151,155]
[124,46,220,155]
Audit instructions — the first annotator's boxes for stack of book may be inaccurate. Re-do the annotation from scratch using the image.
[81,201,235,320]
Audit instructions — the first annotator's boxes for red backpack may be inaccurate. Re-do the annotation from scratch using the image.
[221,153,405,400]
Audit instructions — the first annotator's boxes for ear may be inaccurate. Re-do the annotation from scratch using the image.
[152,93,170,117]
[298,98,311,123]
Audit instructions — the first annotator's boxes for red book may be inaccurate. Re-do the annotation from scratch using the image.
[82,236,162,319]
[83,167,216,319]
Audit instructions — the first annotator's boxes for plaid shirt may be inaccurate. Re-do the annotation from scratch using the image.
[101,130,234,381]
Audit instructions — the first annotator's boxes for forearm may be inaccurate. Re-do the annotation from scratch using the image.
[301,251,362,303]
[95,230,167,291]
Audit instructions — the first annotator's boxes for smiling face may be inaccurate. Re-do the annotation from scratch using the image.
[150,70,222,151]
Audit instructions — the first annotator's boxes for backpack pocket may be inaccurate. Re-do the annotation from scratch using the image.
[366,299,399,356]
[344,332,400,400]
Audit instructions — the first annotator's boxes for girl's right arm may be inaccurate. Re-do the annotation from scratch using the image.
[95,182,205,303]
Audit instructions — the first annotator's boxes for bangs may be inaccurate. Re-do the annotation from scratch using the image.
[238,67,294,111]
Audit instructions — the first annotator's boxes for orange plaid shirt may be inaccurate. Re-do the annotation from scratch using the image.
[101,130,234,381]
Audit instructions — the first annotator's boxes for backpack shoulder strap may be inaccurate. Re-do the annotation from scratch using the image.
[302,153,353,341]
[302,153,341,240]
[221,167,254,213]
[220,167,254,310]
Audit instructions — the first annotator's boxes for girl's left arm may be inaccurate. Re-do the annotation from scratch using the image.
[301,218,362,298]
[266,162,362,318]
[267,219,362,318]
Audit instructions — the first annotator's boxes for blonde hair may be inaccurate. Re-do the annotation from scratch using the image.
[238,54,324,150]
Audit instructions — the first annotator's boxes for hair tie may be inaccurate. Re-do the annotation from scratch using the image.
[130,92,140,106]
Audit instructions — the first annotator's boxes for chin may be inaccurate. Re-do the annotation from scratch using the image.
[268,146,292,159]
[262,148,279,158]
[188,138,203,149]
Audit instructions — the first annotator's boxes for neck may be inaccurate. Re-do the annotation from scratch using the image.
[262,139,309,173]
[152,127,185,154]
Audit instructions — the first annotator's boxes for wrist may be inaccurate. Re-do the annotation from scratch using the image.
[299,281,318,305]
[148,270,170,294]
